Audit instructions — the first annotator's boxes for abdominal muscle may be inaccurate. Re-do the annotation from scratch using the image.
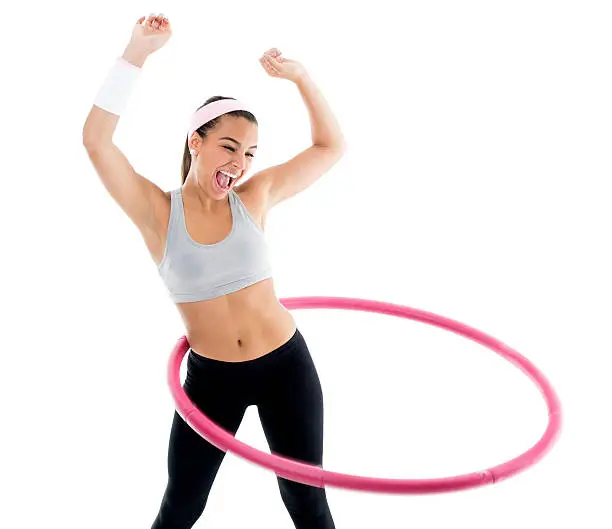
[175,277,297,362]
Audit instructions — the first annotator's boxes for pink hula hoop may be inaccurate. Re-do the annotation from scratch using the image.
[167,296,562,495]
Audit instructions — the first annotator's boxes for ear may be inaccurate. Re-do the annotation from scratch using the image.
[188,132,203,151]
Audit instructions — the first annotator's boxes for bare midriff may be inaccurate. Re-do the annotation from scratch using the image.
[174,277,297,362]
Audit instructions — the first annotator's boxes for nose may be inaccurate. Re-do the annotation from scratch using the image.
[231,157,247,170]
[227,149,251,173]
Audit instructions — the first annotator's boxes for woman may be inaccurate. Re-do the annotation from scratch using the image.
[83,13,346,529]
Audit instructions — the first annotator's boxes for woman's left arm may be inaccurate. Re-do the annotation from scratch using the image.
[260,48,346,149]
[250,49,347,210]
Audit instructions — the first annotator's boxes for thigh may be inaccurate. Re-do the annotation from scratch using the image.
[166,359,248,489]
[256,336,325,466]
[165,404,245,486]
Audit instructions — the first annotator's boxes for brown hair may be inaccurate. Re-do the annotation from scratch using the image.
[181,96,258,185]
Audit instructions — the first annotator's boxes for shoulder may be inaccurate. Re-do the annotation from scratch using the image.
[236,176,266,212]
[235,176,269,229]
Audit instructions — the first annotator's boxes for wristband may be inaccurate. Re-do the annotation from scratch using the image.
[93,57,142,116]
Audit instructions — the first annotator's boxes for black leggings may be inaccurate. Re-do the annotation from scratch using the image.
[151,328,335,529]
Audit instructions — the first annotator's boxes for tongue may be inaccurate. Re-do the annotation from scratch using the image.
[216,171,229,189]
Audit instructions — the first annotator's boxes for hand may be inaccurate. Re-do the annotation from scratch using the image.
[259,48,307,83]
[128,13,173,56]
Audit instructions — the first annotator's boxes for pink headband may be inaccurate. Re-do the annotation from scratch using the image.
[187,99,252,138]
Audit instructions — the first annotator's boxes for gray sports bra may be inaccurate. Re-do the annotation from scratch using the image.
[157,187,273,303]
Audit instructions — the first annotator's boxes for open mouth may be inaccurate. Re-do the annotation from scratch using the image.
[215,170,236,191]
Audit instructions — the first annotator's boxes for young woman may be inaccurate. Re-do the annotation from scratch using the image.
[82,13,346,529]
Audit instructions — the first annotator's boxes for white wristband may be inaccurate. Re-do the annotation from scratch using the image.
[93,57,142,116]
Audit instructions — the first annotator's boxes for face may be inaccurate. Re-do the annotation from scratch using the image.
[189,116,258,198]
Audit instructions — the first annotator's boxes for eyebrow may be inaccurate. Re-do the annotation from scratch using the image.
[219,137,258,149]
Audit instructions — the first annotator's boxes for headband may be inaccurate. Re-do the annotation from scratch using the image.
[187,99,252,138]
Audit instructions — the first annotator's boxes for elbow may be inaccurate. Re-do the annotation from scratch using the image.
[83,122,102,149]
[82,122,97,149]
[83,134,101,151]
[82,127,110,150]
[82,131,93,149]
[333,136,348,153]
[317,138,347,154]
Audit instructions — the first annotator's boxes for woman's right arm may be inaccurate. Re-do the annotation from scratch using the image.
[82,127,168,240]
[82,40,169,241]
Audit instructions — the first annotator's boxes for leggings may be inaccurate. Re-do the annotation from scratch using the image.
[151,327,335,529]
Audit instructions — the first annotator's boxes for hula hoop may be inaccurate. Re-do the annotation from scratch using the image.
[167,296,562,494]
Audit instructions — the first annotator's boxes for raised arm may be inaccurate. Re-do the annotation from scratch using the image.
[82,15,171,241]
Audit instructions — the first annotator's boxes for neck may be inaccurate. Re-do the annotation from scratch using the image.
[182,176,228,214]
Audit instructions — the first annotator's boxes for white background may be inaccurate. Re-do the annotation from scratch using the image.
[2,1,610,527]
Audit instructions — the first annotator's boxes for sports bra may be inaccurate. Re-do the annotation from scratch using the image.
[157,187,273,303]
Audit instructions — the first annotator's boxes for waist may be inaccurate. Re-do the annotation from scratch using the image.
[178,278,297,362]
